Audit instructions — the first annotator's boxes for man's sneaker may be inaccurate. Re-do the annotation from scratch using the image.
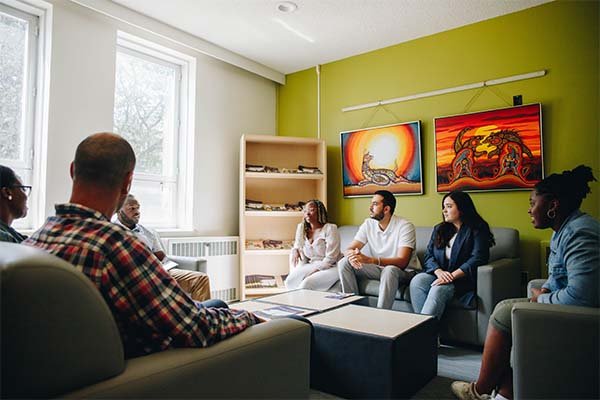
[450,381,492,400]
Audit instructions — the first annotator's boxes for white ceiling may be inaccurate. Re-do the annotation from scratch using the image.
[110,0,551,75]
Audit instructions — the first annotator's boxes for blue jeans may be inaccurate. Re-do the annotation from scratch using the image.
[409,272,455,320]
[194,299,228,309]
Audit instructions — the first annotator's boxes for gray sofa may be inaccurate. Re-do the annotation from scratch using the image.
[337,225,522,346]
[511,279,600,399]
[0,242,310,398]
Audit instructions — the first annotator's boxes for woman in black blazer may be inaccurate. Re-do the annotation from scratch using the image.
[409,191,495,320]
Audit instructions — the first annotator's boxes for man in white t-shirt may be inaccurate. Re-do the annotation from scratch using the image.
[338,190,420,309]
[113,194,211,301]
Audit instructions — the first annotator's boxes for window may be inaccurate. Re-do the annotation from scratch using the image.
[0,2,44,230]
[114,33,194,230]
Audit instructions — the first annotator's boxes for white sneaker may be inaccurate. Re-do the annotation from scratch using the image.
[450,381,492,400]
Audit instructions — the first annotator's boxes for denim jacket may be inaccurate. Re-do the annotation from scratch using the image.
[538,210,600,307]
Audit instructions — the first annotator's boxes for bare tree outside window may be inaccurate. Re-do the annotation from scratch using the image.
[114,50,177,176]
[0,3,40,231]
[114,43,182,228]
[0,12,27,161]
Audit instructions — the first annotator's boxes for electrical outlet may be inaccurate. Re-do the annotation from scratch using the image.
[513,95,523,106]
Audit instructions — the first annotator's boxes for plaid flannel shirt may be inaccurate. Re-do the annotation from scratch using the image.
[24,203,258,357]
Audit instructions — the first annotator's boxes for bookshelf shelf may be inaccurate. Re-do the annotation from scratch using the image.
[245,172,324,180]
[244,211,303,217]
[245,249,291,256]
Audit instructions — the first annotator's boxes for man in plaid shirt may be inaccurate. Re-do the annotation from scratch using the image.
[24,133,260,358]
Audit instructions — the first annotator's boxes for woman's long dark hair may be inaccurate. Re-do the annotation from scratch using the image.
[303,199,328,238]
[434,191,495,248]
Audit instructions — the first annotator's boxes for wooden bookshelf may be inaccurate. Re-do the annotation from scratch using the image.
[239,134,326,299]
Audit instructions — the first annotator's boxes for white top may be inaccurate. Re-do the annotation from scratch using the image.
[112,217,165,252]
[111,217,177,270]
[354,215,421,270]
[445,232,458,260]
[293,222,342,270]
[308,304,433,338]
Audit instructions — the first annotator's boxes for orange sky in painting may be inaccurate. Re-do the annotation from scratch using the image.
[435,104,542,167]
[344,124,416,182]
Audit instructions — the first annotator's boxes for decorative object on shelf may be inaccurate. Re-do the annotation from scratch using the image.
[245,274,278,288]
[245,199,263,210]
[298,165,322,174]
[245,239,294,250]
[340,121,423,197]
[246,164,266,172]
[245,200,306,212]
[434,103,543,192]
[285,202,305,211]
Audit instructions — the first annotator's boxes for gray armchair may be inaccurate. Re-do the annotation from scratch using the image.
[169,255,207,273]
[512,280,600,399]
[0,242,310,398]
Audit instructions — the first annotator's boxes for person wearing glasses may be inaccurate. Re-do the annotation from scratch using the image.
[0,165,31,243]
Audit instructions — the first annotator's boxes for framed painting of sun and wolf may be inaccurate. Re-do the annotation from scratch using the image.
[341,121,423,197]
[434,103,544,193]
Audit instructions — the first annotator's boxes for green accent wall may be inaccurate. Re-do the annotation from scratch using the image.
[277,0,599,279]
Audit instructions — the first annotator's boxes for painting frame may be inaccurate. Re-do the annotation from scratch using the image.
[434,103,544,193]
[340,121,423,198]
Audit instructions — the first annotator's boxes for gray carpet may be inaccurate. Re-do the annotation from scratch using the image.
[310,344,482,399]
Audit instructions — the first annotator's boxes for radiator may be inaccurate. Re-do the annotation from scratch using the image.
[165,236,239,302]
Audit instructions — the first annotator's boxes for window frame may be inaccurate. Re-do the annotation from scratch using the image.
[0,0,51,231]
[115,32,195,231]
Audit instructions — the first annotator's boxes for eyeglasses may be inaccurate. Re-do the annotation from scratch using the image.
[8,185,32,196]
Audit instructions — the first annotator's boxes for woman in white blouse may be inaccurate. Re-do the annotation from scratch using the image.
[285,200,342,291]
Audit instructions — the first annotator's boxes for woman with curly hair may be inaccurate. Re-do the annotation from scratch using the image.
[452,165,599,400]
[285,199,341,291]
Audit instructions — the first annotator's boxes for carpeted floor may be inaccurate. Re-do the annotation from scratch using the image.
[309,344,483,399]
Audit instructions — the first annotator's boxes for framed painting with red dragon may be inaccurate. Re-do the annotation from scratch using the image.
[434,103,544,193]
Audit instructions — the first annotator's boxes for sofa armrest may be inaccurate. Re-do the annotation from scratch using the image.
[476,258,521,343]
[169,255,207,273]
[65,318,311,398]
[512,302,599,400]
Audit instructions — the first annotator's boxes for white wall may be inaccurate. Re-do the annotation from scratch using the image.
[43,0,277,236]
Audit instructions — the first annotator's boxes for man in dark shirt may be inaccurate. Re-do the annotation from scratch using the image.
[24,132,259,357]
